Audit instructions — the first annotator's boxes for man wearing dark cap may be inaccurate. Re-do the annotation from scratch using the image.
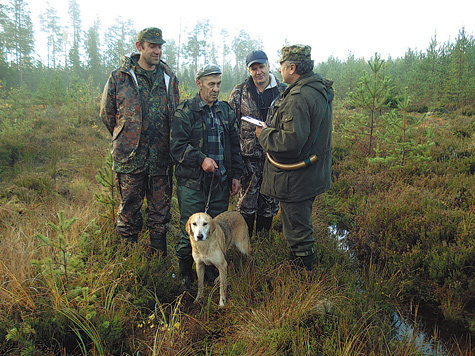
[256,45,334,270]
[170,64,243,288]
[228,50,286,236]
[100,27,179,255]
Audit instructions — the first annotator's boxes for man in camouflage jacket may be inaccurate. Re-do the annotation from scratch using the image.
[256,45,334,270]
[100,27,179,255]
[229,50,286,236]
[170,64,242,287]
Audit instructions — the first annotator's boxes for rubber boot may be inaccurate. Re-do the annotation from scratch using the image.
[123,234,138,244]
[300,253,316,271]
[121,234,138,257]
[289,251,316,271]
[204,265,219,285]
[179,258,194,290]
[242,212,255,236]
[150,233,167,256]
[256,215,272,233]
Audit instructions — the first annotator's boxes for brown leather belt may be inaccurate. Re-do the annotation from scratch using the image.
[266,153,318,170]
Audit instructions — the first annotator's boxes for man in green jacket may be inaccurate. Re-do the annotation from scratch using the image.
[256,45,333,270]
[170,64,243,287]
[100,27,180,255]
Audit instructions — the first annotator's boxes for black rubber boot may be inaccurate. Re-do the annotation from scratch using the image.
[150,233,167,256]
[300,253,316,271]
[242,212,255,236]
[256,215,272,233]
[123,234,138,244]
[289,251,316,271]
[179,258,194,290]
[204,265,219,285]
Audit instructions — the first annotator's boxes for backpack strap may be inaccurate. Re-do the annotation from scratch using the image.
[235,80,246,127]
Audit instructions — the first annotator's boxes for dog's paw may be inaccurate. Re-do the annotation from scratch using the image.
[194,295,203,304]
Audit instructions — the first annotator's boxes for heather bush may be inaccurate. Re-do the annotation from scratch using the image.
[328,105,475,334]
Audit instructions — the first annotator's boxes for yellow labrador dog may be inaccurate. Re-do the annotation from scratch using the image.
[186,211,250,307]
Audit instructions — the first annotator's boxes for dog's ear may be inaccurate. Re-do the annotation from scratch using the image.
[185,217,191,236]
[209,218,216,235]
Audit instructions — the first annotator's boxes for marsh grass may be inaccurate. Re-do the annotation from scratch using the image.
[232,264,335,355]
[0,90,472,354]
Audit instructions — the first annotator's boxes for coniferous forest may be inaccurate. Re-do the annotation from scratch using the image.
[0,0,474,355]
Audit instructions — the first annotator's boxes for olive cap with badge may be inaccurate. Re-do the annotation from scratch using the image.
[195,64,222,80]
[279,44,312,63]
[137,27,166,45]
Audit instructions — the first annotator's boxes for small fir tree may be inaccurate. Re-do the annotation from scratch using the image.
[369,87,434,166]
[343,53,392,156]
[94,151,119,225]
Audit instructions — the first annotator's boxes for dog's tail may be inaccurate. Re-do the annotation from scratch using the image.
[235,224,251,255]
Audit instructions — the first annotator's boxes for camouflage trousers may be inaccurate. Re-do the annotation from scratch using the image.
[115,172,172,240]
[237,156,279,217]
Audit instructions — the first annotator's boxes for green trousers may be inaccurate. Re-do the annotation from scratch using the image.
[279,196,316,256]
[175,184,229,260]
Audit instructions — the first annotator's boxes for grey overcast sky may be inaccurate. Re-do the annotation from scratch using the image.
[29,0,474,66]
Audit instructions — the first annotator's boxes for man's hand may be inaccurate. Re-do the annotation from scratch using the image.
[255,122,268,138]
[202,157,218,173]
[230,178,240,197]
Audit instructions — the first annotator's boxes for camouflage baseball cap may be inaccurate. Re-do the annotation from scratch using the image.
[195,64,222,80]
[137,27,166,44]
[279,44,312,62]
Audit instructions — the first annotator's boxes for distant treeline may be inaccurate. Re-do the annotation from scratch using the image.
[0,0,474,111]
[317,28,475,113]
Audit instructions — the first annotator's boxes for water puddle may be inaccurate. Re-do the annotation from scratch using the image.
[328,225,452,355]
[328,224,348,251]
[393,312,449,355]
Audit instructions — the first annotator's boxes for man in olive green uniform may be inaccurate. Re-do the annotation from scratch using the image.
[170,64,243,287]
[256,45,333,270]
[100,28,180,255]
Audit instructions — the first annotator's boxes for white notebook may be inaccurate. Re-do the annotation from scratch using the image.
[241,116,264,126]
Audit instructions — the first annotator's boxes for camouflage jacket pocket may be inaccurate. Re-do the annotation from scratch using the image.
[112,121,125,141]
[240,121,263,157]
